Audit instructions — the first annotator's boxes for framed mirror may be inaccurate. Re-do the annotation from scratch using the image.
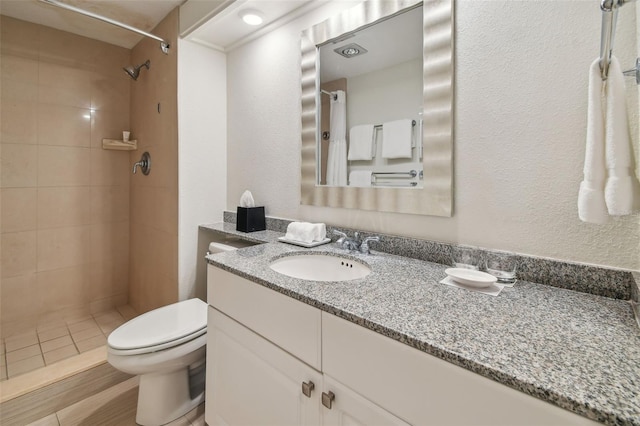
[300,0,454,216]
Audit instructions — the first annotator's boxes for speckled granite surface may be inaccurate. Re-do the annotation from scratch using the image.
[220,211,634,300]
[202,221,640,425]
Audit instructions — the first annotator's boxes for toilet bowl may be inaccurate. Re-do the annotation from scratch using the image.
[107,298,208,426]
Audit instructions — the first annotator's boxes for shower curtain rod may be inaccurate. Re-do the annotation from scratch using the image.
[38,0,170,54]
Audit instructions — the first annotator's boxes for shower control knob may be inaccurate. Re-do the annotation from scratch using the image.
[132,152,151,175]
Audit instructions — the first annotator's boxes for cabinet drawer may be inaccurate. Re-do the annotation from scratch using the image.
[208,265,321,370]
[322,313,598,426]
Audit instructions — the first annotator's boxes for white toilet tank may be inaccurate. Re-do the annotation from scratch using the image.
[208,238,257,254]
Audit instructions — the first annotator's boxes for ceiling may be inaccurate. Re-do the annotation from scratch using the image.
[184,0,319,52]
[0,0,323,52]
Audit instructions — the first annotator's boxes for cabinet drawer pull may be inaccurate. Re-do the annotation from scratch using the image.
[302,381,315,398]
[322,391,335,409]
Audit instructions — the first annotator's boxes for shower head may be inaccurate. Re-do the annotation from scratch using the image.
[123,60,150,81]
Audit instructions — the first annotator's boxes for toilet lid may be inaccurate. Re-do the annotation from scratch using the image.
[108,298,207,351]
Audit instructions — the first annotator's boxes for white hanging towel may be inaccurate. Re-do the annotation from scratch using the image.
[348,125,375,160]
[349,170,372,187]
[326,90,348,186]
[381,119,413,159]
[578,59,608,224]
[603,57,640,216]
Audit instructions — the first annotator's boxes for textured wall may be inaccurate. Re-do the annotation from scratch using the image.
[129,9,179,313]
[227,0,639,271]
[0,16,131,334]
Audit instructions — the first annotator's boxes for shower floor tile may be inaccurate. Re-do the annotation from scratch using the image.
[1,305,135,382]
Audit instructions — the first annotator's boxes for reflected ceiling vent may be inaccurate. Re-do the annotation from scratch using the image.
[334,43,368,58]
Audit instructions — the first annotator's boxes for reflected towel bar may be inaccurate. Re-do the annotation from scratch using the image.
[372,182,418,187]
[372,170,418,178]
[373,120,416,130]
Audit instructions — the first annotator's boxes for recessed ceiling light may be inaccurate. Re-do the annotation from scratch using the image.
[334,43,368,58]
[239,9,264,26]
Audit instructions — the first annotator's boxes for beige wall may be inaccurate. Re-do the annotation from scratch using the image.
[129,9,179,313]
[0,17,131,334]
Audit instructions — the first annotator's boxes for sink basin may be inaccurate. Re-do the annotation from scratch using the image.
[269,253,371,282]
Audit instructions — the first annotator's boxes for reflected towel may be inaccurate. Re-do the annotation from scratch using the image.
[349,170,372,187]
[348,125,375,160]
[285,222,326,243]
[604,57,640,215]
[578,59,608,224]
[381,119,413,159]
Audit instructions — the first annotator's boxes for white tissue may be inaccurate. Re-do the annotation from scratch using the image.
[240,190,255,208]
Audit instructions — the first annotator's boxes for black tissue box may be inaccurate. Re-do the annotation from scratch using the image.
[236,207,266,232]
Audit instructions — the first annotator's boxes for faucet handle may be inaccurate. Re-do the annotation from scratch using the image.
[332,229,347,246]
[332,230,347,239]
[359,236,381,254]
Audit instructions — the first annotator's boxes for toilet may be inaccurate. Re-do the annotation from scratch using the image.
[107,298,208,426]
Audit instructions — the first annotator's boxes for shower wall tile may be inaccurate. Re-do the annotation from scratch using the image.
[0,144,38,187]
[0,274,38,327]
[1,80,38,104]
[37,104,92,147]
[90,149,131,186]
[38,63,92,109]
[37,187,91,229]
[0,16,39,59]
[90,108,130,148]
[86,259,129,301]
[0,101,38,144]
[87,40,132,80]
[1,231,37,278]
[36,266,87,313]
[36,226,91,272]
[38,26,95,70]
[91,75,130,111]
[89,185,129,224]
[1,188,37,233]
[89,222,129,264]
[1,55,38,84]
[37,145,91,187]
[128,9,179,314]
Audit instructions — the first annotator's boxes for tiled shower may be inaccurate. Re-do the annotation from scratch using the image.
[0,10,179,381]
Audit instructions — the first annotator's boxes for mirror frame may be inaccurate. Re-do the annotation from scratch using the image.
[300,0,454,216]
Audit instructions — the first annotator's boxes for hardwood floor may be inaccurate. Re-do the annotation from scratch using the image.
[26,377,205,426]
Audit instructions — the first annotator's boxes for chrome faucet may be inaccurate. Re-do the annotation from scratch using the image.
[332,230,380,254]
[359,236,380,255]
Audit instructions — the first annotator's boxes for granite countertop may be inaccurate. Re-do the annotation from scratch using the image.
[201,222,640,426]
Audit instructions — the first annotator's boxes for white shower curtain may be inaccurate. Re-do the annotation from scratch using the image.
[326,90,347,186]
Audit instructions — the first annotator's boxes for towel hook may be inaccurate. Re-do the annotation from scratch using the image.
[622,58,639,85]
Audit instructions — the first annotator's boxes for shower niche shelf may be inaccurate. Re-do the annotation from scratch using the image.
[102,139,138,151]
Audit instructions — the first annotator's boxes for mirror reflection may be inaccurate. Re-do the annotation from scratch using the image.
[317,5,423,188]
[300,0,453,217]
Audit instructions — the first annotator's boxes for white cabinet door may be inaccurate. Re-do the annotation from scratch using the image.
[205,307,322,426]
[321,375,410,426]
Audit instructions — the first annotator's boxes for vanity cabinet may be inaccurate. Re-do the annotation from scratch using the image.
[321,374,410,426]
[206,307,322,425]
[206,265,599,426]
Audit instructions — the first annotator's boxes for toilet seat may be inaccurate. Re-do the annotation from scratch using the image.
[108,298,207,356]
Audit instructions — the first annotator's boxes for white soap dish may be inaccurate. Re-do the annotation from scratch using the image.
[445,268,497,288]
[278,237,331,248]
